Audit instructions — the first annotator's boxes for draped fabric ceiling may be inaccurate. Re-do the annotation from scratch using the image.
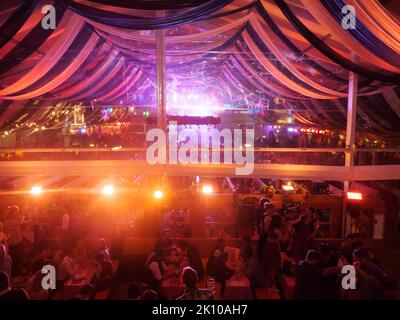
[0,0,400,136]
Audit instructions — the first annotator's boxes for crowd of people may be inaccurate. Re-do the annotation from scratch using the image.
[0,197,399,300]
[130,198,398,300]
[253,199,399,299]
[0,201,116,300]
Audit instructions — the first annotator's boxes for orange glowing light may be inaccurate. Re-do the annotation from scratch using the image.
[202,185,213,194]
[30,186,43,195]
[282,184,294,191]
[102,185,114,196]
[347,192,362,200]
[154,190,164,199]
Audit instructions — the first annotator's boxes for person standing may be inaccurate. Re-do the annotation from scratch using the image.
[177,267,215,300]
[3,206,23,276]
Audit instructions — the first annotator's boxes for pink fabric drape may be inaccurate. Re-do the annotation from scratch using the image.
[332,96,392,134]
[228,56,275,96]
[309,100,343,128]
[70,59,124,101]
[243,30,337,99]
[0,101,25,126]
[233,50,304,99]
[0,1,52,58]
[99,68,143,101]
[4,33,100,100]
[0,14,84,97]
[382,88,400,119]
[298,0,400,73]
[357,1,400,47]
[250,18,348,98]
[98,29,236,56]
[290,110,317,125]
[125,78,152,103]
[347,0,400,53]
[85,13,250,44]
[52,48,119,98]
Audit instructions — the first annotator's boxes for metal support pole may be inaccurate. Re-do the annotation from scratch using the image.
[156,27,166,131]
[345,71,358,168]
[342,70,358,237]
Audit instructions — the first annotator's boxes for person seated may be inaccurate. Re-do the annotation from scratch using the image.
[56,247,79,289]
[242,247,264,298]
[93,253,114,292]
[78,283,96,300]
[291,210,317,260]
[26,270,49,300]
[141,289,158,300]
[179,241,204,280]
[48,242,64,268]
[366,247,381,267]
[3,206,23,275]
[208,251,234,296]
[97,238,111,261]
[337,242,353,267]
[293,250,338,300]
[319,244,339,300]
[353,247,397,299]
[206,238,226,276]
[128,282,142,300]
[0,244,12,279]
[144,249,174,292]
[177,267,215,300]
[263,232,281,291]
[0,271,29,300]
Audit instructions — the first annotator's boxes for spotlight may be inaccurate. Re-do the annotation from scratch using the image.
[102,185,114,196]
[347,192,362,200]
[30,186,43,195]
[154,190,164,199]
[202,185,213,194]
[282,184,294,191]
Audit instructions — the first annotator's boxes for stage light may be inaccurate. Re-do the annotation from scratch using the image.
[347,192,362,200]
[282,184,294,191]
[202,185,213,194]
[154,190,164,199]
[30,186,43,195]
[102,185,114,196]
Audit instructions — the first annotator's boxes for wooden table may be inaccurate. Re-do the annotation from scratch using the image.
[161,276,185,300]
[223,275,253,300]
[63,265,97,299]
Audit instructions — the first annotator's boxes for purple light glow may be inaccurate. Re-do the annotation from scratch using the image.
[166,87,222,117]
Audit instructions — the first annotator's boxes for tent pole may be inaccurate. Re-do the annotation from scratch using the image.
[156,26,166,132]
[342,69,358,238]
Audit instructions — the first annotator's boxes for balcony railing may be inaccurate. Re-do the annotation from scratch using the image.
[0,147,398,165]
